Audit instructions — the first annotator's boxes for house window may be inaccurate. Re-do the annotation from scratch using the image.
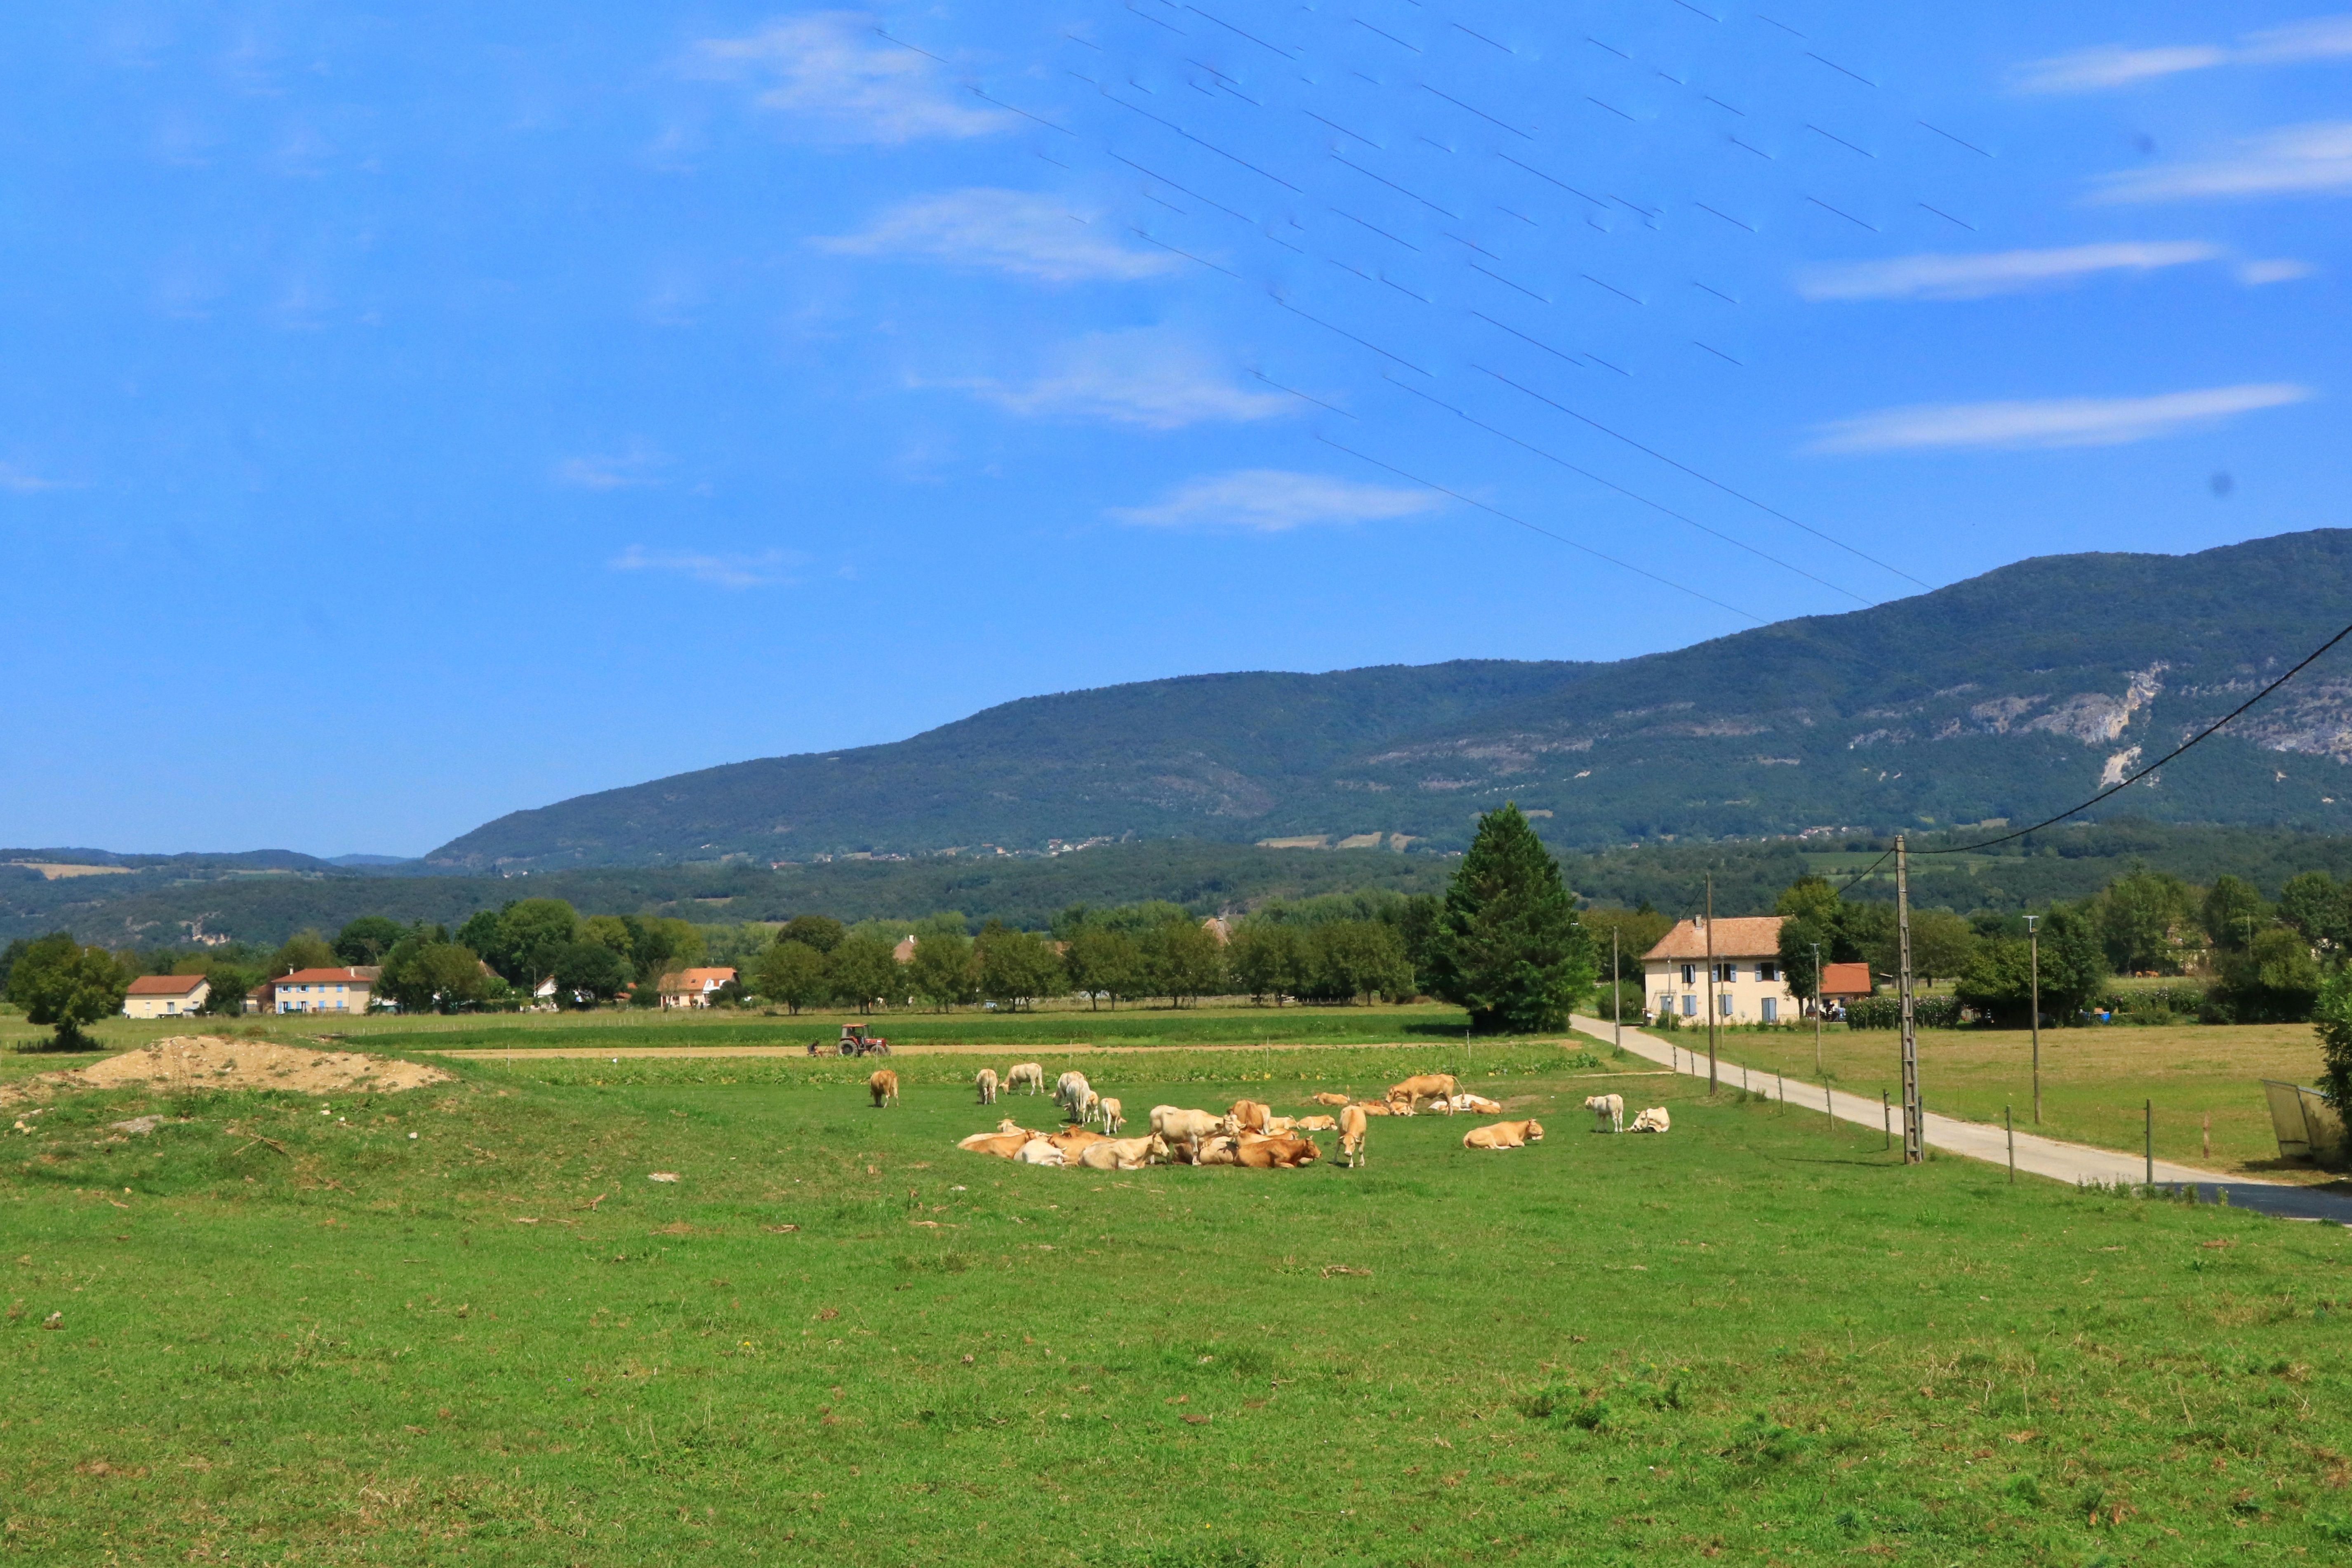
[1719,994,1734,1016]
[1714,962,1738,983]
[1682,994,1698,1017]
[1680,963,1696,985]
[1757,962,1779,982]
[1761,997,1778,1023]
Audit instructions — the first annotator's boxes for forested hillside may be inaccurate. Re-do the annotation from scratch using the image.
[426,530,2352,869]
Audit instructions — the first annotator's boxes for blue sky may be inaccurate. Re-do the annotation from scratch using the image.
[3,1,2347,856]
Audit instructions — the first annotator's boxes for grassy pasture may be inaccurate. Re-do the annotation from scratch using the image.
[1686,1024,2336,1185]
[6,1044,2352,1565]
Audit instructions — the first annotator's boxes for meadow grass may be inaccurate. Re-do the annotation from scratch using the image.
[1688,1023,2334,1184]
[6,1043,2352,1565]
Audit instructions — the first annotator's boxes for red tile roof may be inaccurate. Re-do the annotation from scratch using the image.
[127,973,207,996]
[275,968,373,985]
[1643,916,1785,961]
[659,968,737,991]
[1820,961,1874,996]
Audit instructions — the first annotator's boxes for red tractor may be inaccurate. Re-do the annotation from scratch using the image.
[818,1023,890,1057]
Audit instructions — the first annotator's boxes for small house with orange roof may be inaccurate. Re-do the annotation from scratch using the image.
[123,972,210,1019]
[657,968,738,1009]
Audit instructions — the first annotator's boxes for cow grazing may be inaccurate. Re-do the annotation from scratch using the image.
[1387,1073,1461,1111]
[1462,1119,1545,1150]
[1228,1099,1272,1134]
[1236,1135,1320,1169]
[1014,1137,1066,1166]
[1339,1103,1369,1168]
[869,1069,900,1109]
[1309,1092,1353,1107]
[1585,1093,1625,1133]
[1099,1096,1124,1135]
[1295,1114,1339,1132]
[1150,1105,1225,1162]
[1078,1133,1168,1170]
[1006,1063,1046,1095]
[975,1068,1001,1105]
[1629,1106,1672,1134]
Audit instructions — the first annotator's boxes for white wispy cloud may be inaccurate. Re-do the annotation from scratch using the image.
[690,11,1005,143]
[814,189,1180,283]
[946,330,1290,429]
[2240,257,2319,284]
[556,450,665,490]
[2016,15,2352,92]
[1810,384,2314,453]
[2092,122,2352,202]
[610,545,803,588]
[1798,241,2224,301]
[1110,470,1441,531]
[0,462,65,493]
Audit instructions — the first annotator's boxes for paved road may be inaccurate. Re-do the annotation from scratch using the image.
[1570,1012,2352,1225]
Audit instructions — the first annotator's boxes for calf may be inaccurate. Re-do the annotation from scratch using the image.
[1338,1103,1369,1168]
[1262,1115,1297,1136]
[1056,1072,1093,1124]
[1352,1099,1394,1117]
[1228,1099,1272,1134]
[1077,1133,1168,1171]
[1386,1073,1461,1111]
[1150,1105,1225,1162]
[1309,1092,1353,1107]
[995,1117,1028,1137]
[869,1069,899,1109]
[1099,1096,1125,1135]
[1628,1106,1672,1134]
[1014,1137,1066,1166]
[1006,1063,1046,1095]
[1236,1135,1320,1169]
[1585,1093,1625,1134]
[1462,1118,1545,1151]
[1295,1114,1340,1132]
[975,1068,1000,1105]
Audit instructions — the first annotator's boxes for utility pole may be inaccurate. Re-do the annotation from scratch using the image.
[1811,939,1824,1077]
[1705,875,1719,1095]
[1897,834,1922,1165]
[1612,926,1622,1054]
[2025,914,2042,1126]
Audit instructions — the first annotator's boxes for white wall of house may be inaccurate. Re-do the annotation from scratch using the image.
[1643,957,1795,1024]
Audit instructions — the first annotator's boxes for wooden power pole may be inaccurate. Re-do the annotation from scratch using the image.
[1897,834,1922,1165]
[1705,875,1719,1095]
[1612,926,1622,1053]
[2025,913,2042,1125]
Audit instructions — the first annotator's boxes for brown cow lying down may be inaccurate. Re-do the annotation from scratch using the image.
[1462,1119,1545,1150]
[1077,1133,1168,1170]
[1628,1106,1672,1134]
[1426,1093,1504,1116]
[1351,1099,1394,1117]
[1309,1091,1353,1107]
[1194,1135,1240,1165]
[1047,1128,1109,1158]
[958,1132,1034,1158]
[1236,1135,1320,1169]
[1294,1114,1340,1132]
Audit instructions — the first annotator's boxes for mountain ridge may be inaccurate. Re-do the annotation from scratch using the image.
[426,529,2352,869]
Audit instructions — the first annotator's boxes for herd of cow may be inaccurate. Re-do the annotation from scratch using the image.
[854,1064,1671,1172]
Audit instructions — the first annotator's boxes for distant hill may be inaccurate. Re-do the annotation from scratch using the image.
[425,530,2352,869]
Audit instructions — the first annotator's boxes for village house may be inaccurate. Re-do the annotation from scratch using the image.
[123,972,209,1019]
[1642,916,1796,1024]
[1819,961,1874,1010]
[657,967,737,1009]
[269,967,375,1014]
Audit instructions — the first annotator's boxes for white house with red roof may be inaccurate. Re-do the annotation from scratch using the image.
[271,967,374,1014]
[1642,916,1795,1025]
[657,967,737,1009]
[123,972,210,1019]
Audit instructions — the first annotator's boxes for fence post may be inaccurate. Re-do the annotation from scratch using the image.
[1778,1071,1785,1113]
[2145,1099,2154,1189]
[1826,1080,1834,1123]
[1882,1090,1891,1151]
[2006,1104,2015,1184]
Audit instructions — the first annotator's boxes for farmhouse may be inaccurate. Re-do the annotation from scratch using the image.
[1643,916,1796,1024]
[123,972,209,1018]
[1820,961,1874,1007]
[658,967,737,1009]
[271,967,374,1014]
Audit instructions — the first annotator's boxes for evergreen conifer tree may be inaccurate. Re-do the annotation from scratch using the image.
[1426,803,1594,1033]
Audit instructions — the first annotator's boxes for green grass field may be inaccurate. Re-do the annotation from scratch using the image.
[7,1041,2352,1565]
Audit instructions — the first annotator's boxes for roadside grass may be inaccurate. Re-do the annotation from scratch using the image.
[7,1049,2352,1564]
[1687,1024,2333,1184]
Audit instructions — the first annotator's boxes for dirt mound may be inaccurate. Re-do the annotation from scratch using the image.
[0,1034,451,1107]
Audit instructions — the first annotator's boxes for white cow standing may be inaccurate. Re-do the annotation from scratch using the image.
[1585,1092,1625,1133]
[1005,1063,1045,1096]
[975,1068,1000,1105]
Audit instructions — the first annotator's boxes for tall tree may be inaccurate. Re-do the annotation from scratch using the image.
[754,941,831,1015]
[2212,926,2322,1023]
[2201,874,2268,951]
[907,929,979,1011]
[1226,922,1302,1005]
[1297,920,1414,1005]
[332,915,405,965]
[826,935,902,1014]
[2093,868,2195,974]
[5,933,129,1050]
[2317,965,2352,1113]
[776,914,846,954]
[1425,803,1594,1034]
[1062,928,1142,1010]
[2279,871,2351,952]
[976,926,1064,1012]
[1141,920,1226,1008]
[551,941,631,1007]
[378,937,488,1014]
[271,929,339,976]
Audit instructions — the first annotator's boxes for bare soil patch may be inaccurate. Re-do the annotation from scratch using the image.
[0,1034,451,1107]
